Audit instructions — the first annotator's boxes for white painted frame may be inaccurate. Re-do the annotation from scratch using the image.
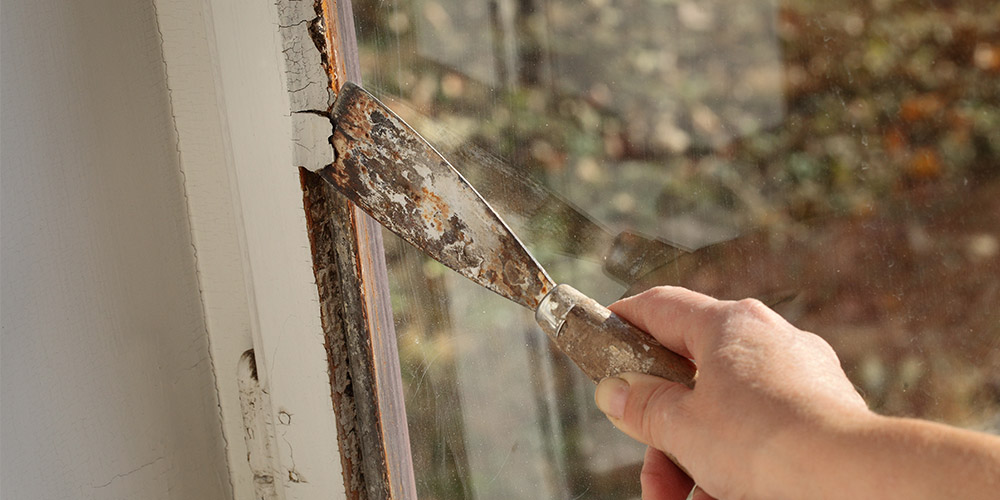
[156,0,347,498]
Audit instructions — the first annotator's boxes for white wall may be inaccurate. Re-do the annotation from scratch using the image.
[1,1,232,498]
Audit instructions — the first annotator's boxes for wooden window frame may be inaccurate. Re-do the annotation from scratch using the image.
[158,0,415,498]
[300,2,418,497]
[162,1,1000,498]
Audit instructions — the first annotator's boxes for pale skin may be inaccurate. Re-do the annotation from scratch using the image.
[594,286,1000,500]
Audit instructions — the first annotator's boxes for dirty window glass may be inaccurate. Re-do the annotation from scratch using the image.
[352,0,1000,498]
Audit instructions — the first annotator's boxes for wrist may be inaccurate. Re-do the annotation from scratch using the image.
[753,411,1000,500]
[749,408,881,500]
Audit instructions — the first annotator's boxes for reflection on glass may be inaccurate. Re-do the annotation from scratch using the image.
[354,0,1000,498]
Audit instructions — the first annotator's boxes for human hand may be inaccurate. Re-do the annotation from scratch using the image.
[594,286,872,500]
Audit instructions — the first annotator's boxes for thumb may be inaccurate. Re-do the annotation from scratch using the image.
[594,373,691,451]
[690,486,718,500]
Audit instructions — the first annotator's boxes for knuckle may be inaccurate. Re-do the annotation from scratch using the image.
[734,297,770,318]
[647,285,685,302]
[806,331,839,360]
[718,298,778,331]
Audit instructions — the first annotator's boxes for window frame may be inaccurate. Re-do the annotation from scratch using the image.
[157,0,417,497]
[300,1,418,498]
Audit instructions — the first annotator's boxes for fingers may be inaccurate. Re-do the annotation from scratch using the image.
[641,446,694,500]
[609,286,720,361]
[595,373,691,451]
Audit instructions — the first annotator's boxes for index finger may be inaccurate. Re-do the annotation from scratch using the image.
[608,286,720,362]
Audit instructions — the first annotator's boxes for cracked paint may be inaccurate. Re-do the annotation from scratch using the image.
[279,0,336,174]
[90,457,166,489]
[237,351,285,500]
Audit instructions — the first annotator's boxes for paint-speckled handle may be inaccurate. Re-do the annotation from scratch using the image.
[536,284,697,387]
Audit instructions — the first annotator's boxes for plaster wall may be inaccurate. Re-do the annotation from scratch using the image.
[1,1,232,498]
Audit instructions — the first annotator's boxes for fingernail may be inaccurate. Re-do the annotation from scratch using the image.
[690,485,714,500]
[595,377,630,419]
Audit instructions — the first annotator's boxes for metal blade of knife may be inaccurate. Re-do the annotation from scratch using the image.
[316,82,696,387]
[372,101,691,287]
[319,83,554,310]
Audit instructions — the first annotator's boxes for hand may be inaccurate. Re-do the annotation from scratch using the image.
[594,286,871,500]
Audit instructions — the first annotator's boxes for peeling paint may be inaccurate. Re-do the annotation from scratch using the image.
[237,350,286,500]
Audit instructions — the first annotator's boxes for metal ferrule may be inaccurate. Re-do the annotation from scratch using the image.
[535,284,576,338]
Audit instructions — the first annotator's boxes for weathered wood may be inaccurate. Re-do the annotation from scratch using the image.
[302,157,418,500]
[301,172,370,499]
[297,0,417,498]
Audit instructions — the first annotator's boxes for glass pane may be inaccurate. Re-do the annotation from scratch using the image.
[353,0,1000,498]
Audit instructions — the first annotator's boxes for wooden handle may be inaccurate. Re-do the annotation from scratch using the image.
[535,284,697,387]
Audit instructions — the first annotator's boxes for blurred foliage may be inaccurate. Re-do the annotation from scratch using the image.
[358,0,1000,231]
[353,0,1000,498]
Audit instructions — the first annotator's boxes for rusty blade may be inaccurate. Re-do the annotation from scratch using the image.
[319,82,555,310]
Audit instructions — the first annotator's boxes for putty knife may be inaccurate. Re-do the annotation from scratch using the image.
[315,82,697,387]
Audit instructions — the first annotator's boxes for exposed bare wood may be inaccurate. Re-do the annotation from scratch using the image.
[301,173,368,498]
[301,161,417,500]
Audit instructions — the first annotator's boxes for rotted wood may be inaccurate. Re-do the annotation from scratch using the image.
[297,0,416,498]
[303,171,415,500]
